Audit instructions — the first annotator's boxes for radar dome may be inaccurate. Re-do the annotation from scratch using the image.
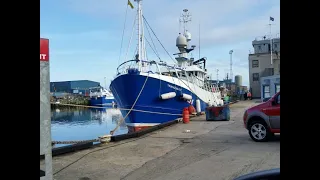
[176,33,187,47]
[184,31,192,41]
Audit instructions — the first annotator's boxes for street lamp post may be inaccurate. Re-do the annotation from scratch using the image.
[229,50,233,82]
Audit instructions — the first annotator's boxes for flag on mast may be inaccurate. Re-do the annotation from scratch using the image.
[128,0,134,9]
[270,16,274,21]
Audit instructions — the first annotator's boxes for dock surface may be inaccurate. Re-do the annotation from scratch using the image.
[42,100,280,180]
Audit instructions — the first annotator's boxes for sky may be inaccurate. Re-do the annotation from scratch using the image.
[40,0,280,88]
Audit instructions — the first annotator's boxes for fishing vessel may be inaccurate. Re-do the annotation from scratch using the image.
[89,87,115,107]
[110,0,224,132]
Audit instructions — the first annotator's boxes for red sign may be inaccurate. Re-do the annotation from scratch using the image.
[40,38,49,61]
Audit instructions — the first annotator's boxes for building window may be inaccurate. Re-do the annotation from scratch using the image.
[258,46,261,50]
[264,68,274,76]
[275,84,280,93]
[274,44,277,48]
[252,73,259,81]
[263,85,270,98]
[252,60,259,68]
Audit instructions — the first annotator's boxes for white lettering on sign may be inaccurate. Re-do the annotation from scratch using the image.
[40,54,47,60]
[168,84,182,91]
[187,99,194,104]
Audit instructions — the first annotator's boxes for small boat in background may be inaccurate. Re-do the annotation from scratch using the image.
[89,87,116,107]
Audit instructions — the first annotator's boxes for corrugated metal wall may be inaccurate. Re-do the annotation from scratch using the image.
[70,80,100,90]
[50,81,71,92]
[50,80,100,93]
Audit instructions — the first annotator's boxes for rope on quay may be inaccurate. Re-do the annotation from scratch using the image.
[52,139,99,145]
[52,134,112,145]
[50,103,106,109]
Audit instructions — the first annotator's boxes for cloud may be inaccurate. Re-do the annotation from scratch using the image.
[65,0,126,17]
[64,0,279,47]
[40,30,118,42]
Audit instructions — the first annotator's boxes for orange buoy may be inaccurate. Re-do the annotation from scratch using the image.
[183,107,190,124]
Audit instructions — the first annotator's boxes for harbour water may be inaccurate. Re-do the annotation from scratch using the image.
[51,107,127,147]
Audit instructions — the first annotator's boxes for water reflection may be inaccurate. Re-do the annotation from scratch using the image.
[51,107,128,147]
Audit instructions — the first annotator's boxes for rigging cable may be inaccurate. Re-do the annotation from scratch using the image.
[118,3,129,66]
[143,17,161,60]
[126,12,138,61]
[144,36,161,61]
[142,15,176,64]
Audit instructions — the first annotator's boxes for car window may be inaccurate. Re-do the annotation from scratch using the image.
[277,94,280,104]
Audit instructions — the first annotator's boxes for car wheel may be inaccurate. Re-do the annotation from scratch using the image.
[248,120,272,142]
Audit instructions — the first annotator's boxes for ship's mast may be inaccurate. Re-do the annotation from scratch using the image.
[135,0,145,70]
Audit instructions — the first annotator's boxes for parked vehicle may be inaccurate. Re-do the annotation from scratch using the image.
[233,168,280,180]
[243,92,280,142]
[262,97,271,102]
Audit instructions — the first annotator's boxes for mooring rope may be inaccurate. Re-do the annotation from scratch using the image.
[52,139,100,145]
[51,103,183,116]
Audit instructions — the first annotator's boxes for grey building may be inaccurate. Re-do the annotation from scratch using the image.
[248,35,280,98]
[50,80,100,96]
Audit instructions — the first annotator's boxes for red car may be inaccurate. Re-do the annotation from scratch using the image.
[243,92,280,142]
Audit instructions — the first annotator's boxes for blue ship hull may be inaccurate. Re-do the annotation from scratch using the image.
[110,73,207,131]
[90,97,115,107]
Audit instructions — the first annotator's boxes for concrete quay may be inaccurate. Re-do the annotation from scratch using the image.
[41,100,280,180]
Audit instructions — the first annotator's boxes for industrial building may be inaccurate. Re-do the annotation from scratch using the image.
[50,80,100,96]
[248,35,280,98]
[209,75,247,95]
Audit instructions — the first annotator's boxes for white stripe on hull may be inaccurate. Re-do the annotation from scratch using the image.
[126,123,160,127]
[96,103,113,106]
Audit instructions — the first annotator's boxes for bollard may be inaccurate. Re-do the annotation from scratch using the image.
[182,107,190,124]
[188,105,196,115]
[98,135,111,143]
